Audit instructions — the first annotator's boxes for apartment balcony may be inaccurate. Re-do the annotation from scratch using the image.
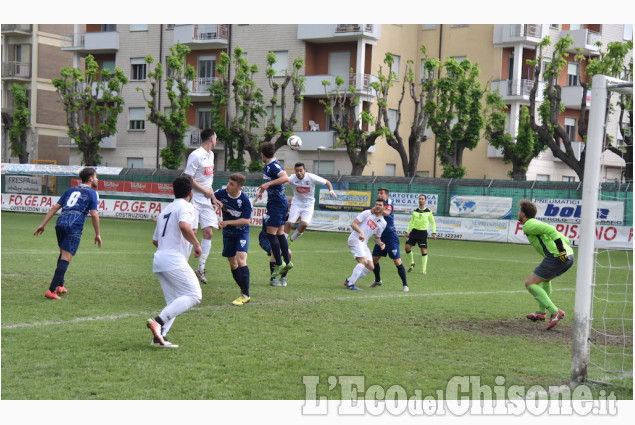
[1,61,31,80]
[561,85,591,109]
[491,79,544,102]
[173,24,229,50]
[554,141,585,161]
[493,24,547,47]
[298,24,381,43]
[188,77,217,99]
[185,128,201,147]
[58,134,117,149]
[292,131,343,151]
[303,73,379,98]
[561,28,602,56]
[1,24,33,35]
[60,31,119,53]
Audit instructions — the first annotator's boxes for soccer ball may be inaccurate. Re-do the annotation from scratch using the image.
[287,135,302,150]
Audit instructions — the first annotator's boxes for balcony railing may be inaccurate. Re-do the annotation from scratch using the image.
[304,73,379,96]
[60,31,119,51]
[510,24,541,38]
[587,30,601,46]
[507,79,534,96]
[2,61,31,79]
[1,24,32,33]
[186,129,201,147]
[335,24,374,33]
[193,24,228,41]
[191,77,217,94]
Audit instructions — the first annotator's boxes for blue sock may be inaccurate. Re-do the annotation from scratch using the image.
[50,259,69,292]
[231,268,240,285]
[277,235,290,263]
[239,266,250,297]
[397,264,408,286]
[373,262,381,282]
[267,234,282,265]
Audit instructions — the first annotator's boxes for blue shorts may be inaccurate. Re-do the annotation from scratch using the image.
[56,225,83,255]
[222,230,250,258]
[372,237,401,259]
[533,255,575,280]
[263,206,287,228]
[258,227,271,255]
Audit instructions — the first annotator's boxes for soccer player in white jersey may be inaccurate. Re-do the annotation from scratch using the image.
[284,162,336,242]
[147,176,202,348]
[184,128,223,284]
[344,199,387,291]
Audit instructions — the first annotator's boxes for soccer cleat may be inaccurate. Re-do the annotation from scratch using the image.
[45,290,61,300]
[421,270,427,275]
[271,262,286,279]
[270,278,282,287]
[232,295,251,306]
[281,261,294,274]
[151,336,179,348]
[546,309,565,330]
[369,280,383,288]
[55,286,68,295]
[346,284,363,291]
[281,277,287,287]
[403,285,410,292]
[344,278,350,287]
[526,312,547,321]
[146,319,165,345]
[195,266,208,284]
[407,263,416,272]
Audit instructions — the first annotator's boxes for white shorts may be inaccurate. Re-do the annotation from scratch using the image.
[348,236,372,260]
[288,202,315,225]
[154,267,202,304]
[191,194,219,230]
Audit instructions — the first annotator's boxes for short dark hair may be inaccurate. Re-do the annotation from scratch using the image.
[229,173,246,187]
[519,199,537,219]
[377,187,389,195]
[376,198,387,206]
[261,141,275,159]
[200,128,216,143]
[173,176,192,199]
[419,194,427,200]
[294,162,305,169]
[79,167,96,183]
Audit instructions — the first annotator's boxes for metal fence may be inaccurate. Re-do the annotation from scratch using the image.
[2,169,632,225]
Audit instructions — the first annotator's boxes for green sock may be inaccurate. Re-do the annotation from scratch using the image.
[407,251,414,266]
[537,281,552,313]
[421,254,428,272]
[527,284,558,315]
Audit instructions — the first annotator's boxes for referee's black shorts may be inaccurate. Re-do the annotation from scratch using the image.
[406,229,428,248]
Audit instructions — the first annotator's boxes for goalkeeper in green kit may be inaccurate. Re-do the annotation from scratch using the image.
[518,199,574,330]
[404,194,436,274]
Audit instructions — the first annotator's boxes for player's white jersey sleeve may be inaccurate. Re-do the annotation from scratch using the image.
[307,172,327,186]
[153,199,195,272]
[184,148,215,193]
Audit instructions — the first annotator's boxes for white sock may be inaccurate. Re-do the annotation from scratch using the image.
[290,229,303,241]
[159,295,201,332]
[349,263,367,285]
[199,238,212,268]
[283,232,289,239]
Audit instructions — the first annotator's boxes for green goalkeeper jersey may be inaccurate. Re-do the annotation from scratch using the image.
[407,208,436,233]
[522,218,573,258]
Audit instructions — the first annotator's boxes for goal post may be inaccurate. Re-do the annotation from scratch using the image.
[570,74,633,383]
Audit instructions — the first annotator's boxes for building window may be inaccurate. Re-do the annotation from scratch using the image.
[266,106,283,129]
[385,164,396,177]
[166,24,175,30]
[130,24,148,31]
[102,24,116,32]
[562,176,575,182]
[387,109,398,132]
[315,160,334,175]
[624,24,633,40]
[420,59,434,81]
[542,59,551,81]
[270,51,289,76]
[550,24,560,29]
[452,56,467,63]
[127,157,144,168]
[131,58,147,81]
[197,108,212,130]
[536,174,550,181]
[197,55,216,92]
[565,117,576,141]
[422,24,436,30]
[129,107,145,130]
[390,55,401,80]
[451,24,469,28]
[567,63,579,86]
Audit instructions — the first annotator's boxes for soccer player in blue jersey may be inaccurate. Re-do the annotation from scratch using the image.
[34,167,102,299]
[370,188,409,291]
[215,173,253,306]
[256,141,292,279]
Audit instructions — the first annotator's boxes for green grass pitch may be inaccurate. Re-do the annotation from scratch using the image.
[1,211,632,400]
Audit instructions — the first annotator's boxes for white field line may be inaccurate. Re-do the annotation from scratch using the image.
[2,287,575,330]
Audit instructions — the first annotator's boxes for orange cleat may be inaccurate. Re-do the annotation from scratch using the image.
[45,290,61,300]
[55,286,68,295]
